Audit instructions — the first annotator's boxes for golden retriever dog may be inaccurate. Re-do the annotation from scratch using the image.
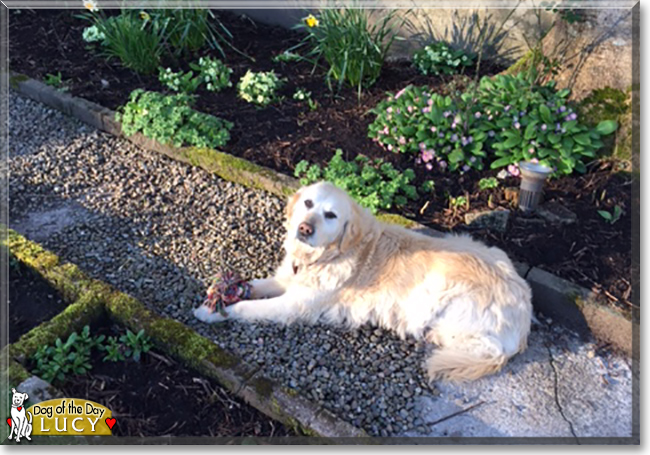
[194,181,533,381]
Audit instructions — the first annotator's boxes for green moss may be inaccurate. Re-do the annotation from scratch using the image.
[9,73,29,89]
[250,377,275,399]
[5,359,31,386]
[4,229,60,271]
[376,212,418,228]
[501,50,535,76]
[579,87,632,161]
[181,147,298,198]
[105,291,238,369]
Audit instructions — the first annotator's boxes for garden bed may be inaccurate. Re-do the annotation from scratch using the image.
[9,255,68,343]
[8,9,633,312]
[43,320,293,438]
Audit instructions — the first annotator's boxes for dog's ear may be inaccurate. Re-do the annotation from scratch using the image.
[285,188,303,222]
[338,204,363,254]
[11,388,15,394]
[23,393,28,401]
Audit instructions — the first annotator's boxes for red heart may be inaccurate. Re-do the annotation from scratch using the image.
[17,407,22,411]
[105,417,116,430]
[6,417,11,427]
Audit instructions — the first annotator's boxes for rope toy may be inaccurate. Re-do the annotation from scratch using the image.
[202,268,252,317]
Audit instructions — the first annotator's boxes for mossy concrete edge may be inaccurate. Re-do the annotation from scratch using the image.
[4,228,367,438]
[9,72,634,355]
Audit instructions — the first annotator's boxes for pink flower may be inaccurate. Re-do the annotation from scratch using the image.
[387,144,393,151]
[430,126,437,133]
[419,142,426,150]
[530,158,539,164]
[399,137,406,145]
[439,160,448,169]
[421,150,434,163]
[386,107,393,113]
[428,98,434,106]
[395,87,407,99]
[425,163,433,171]
[408,105,414,113]
[507,164,520,177]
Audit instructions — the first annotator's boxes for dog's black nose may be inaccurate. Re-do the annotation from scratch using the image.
[298,222,314,237]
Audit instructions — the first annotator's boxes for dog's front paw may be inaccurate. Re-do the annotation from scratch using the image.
[193,305,228,324]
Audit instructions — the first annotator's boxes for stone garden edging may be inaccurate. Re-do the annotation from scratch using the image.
[9,73,636,357]
[2,229,368,439]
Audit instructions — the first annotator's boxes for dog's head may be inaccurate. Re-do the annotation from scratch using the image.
[285,182,365,262]
[11,388,28,407]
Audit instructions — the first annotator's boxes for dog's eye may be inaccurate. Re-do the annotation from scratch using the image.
[304,199,313,209]
[324,211,337,219]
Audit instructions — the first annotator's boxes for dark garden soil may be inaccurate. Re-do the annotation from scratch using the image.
[8,255,68,343]
[9,10,634,312]
[41,320,294,438]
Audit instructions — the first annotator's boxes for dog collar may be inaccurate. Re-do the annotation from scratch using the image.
[12,405,23,411]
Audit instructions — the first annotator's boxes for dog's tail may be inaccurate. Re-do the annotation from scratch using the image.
[425,339,509,382]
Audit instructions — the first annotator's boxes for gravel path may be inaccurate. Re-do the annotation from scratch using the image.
[9,93,635,439]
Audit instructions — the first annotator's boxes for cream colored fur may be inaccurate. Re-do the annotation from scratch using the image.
[194,182,533,382]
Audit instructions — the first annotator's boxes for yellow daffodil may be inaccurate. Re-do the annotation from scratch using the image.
[304,14,319,28]
[83,0,98,12]
[139,11,150,21]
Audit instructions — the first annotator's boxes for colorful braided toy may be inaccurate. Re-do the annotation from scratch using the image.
[202,268,252,317]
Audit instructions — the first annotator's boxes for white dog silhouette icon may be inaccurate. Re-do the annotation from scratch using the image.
[9,388,32,443]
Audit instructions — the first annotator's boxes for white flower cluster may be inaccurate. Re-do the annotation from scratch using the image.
[195,57,232,92]
[237,70,283,106]
[82,25,105,43]
[158,67,185,92]
[293,88,311,101]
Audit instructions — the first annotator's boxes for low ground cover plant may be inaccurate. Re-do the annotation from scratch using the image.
[413,41,474,76]
[295,149,418,213]
[32,326,152,384]
[44,72,69,92]
[116,90,233,148]
[158,57,232,94]
[237,70,284,106]
[290,7,406,96]
[293,88,318,110]
[368,71,618,176]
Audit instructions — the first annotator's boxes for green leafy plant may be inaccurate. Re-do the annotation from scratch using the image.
[158,67,202,93]
[290,6,407,97]
[85,11,167,75]
[102,336,126,362]
[368,85,486,174]
[294,149,418,213]
[293,88,318,111]
[145,8,237,59]
[448,194,469,216]
[119,329,152,362]
[116,90,233,149]
[598,206,623,224]
[478,177,499,190]
[478,72,618,175]
[190,57,232,92]
[32,328,95,384]
[368,73,619,177]
[413,41,474,76]
[272,50,302,63]
[44,72,69,92]
[237,70,284,106]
